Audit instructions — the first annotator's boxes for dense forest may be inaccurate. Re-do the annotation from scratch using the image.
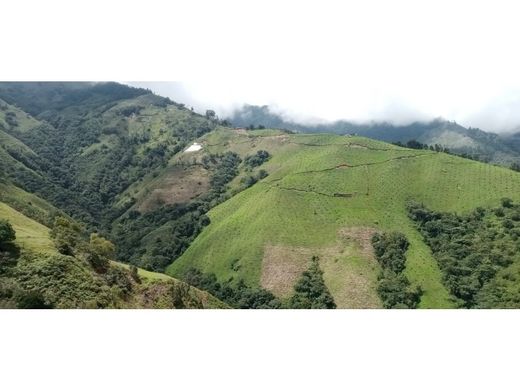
[408,200,520,308]
[0,83,229,272]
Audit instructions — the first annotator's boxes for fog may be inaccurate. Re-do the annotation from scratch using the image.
[126,1,520,133]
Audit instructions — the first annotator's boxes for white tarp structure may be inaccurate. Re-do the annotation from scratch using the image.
[185,142,202,152]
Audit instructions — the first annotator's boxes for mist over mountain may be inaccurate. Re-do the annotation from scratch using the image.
[227,104,520,166]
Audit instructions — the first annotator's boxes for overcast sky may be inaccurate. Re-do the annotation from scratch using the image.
[125,1,520,133]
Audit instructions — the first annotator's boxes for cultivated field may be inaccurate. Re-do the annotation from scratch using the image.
[168,129,520,308]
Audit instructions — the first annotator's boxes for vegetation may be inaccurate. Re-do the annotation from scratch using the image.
[113,151,242,271]
[228,104,520,166]
[243,150,271,169]
[0,199,225,309]
[289,256,336,309]
[3,83,520,309]
[372,232,422,308]
[0,83,217,231]
[0,219,15,245]
[169,129,520,308]
[183,268,281,308]
[408,200,520,308]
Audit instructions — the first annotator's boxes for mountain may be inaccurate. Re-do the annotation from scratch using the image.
[2,83,520,309]
[167,127,520,308]
[0,82,226,271]
[227,104,520,166]
[0,181,226,309]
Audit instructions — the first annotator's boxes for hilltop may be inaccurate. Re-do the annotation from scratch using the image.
[228,104,520,166]
[167,128,520,308]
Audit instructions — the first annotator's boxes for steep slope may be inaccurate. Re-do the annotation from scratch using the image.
[228,105,520,166]
[0,83,219,227]
[167,128,520,308]
[0,197,226,309]
[0,83,229,271]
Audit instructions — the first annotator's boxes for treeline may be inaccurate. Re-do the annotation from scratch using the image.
[183,255,336,309]
[1,85,219,231]
[408,200,520,308]
[372,232,422,308]
[0,216,218,309]
[114,152,242,271]
[394,139,495,164]
[394,139,450,153]
[237,150,271,190]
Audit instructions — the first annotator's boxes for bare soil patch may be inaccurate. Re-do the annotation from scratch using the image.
[338,227,378,259]
[138,165,210,212]
[260,245,315,298]
[261,227,382,308]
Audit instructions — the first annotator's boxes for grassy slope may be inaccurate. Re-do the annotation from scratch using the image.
[0,199,226,308]
[168,129,520,308]
[0,180,62,226]
[0,202,55,253]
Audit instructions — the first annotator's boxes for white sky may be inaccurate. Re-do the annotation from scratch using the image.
[3,0,520,132]
[125,1,520,133]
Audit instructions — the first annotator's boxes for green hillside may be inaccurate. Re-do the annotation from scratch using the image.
[3,82,520,309]
[228,105,520,166]
[167,129,520,308]
[0,195,226,309]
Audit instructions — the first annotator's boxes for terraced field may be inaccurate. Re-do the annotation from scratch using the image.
[167,129,520,308]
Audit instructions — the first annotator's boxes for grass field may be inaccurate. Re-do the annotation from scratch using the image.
[0,199,225,308]
[167,129,520,308]
[0,201,55,253]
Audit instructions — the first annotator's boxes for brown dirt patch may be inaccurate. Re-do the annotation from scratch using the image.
[338,227,378,259]
[261,227,382,308]
[260,245,315,298]
[138,165,210,212]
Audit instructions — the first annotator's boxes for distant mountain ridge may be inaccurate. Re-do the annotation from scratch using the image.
[227,104,520,165]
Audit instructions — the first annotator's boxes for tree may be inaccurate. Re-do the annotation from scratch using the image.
[0,219,16,244]
[205,110,216,120]
[501,198,514,208]
[50,217,83,255]
[87,233,115,272]
[290,256,336,309]
[89,233,115,259]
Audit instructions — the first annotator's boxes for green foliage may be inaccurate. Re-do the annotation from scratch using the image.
[170,129,520,308]
[0,219,16,244]
[50,217,84,256]
[243,150,270,169]
[0,83,216,230]
[239,169,269,189]
[377,271,422,309]
[408,200,520,308]
[372,232,409,273]
[114,152,241,271]
[14,252,114,308]
[372,232,422,308]
[183,268,281,308]
[289,256,336,309]
[87,233,115,272]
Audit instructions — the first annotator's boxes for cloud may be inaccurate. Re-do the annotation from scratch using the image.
[126,1,520,133]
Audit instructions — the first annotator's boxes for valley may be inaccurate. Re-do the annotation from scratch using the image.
[1,82,520,309]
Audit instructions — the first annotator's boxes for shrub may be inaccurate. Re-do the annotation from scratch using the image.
[0,219,16,244]
[371,231,421,308]
[289,256,336,309]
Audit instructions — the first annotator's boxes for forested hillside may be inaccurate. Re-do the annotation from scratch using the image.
[3,82,520,309]
[0,183,226,308]
[0,82,230,272]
